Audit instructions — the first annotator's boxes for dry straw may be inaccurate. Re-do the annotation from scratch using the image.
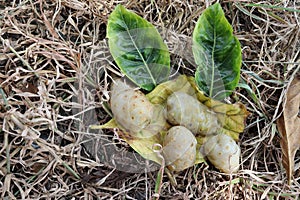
[0,0,299,199]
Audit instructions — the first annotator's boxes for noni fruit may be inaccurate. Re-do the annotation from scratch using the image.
[110,79,166,138]
[163,126,197,171]
[166,92,220,135]
[203,133,240,173]
[111,79,154,134]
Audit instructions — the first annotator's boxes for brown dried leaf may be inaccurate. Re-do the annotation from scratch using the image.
[277,74,300,185]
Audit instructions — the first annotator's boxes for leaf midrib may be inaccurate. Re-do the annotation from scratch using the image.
[122,14,156,86]
[209,21,216,97]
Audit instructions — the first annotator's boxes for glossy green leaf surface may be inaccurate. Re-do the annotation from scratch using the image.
[107,5,170,91]
[192,3,242,100]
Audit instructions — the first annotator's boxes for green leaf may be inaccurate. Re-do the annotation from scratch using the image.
[107,5,170,91]
[192,3,242,100]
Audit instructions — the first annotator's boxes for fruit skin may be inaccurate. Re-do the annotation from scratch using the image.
[166,92,220,136]
[162,126,197,171]
[203,133,240,173]
[111,79,154,134]
[110,79,165,138]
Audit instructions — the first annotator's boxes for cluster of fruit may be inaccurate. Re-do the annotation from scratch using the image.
[110,79,240,173]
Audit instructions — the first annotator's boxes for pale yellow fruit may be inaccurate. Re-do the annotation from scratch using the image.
[203,133,240,173]
[166,92,220,135]
[111,79,154,134]
[163,126,197,171]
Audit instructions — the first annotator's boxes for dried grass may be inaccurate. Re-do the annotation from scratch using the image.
[0,0,300,199]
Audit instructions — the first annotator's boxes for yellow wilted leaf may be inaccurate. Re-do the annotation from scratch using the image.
[146,75,198,104]
[90,118,165,164]
[118,129,164,164]
[277,74,300,185]
[90,118,118,129]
